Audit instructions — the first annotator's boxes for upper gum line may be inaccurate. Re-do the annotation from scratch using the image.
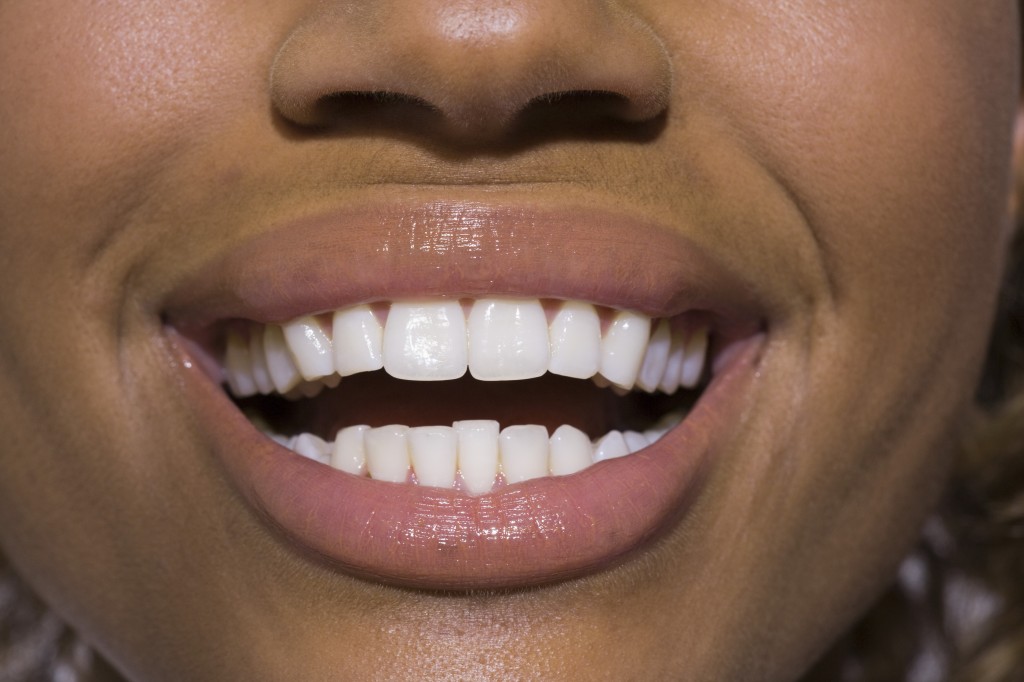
[221,296,712,399]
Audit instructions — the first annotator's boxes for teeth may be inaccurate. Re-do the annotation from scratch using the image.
[593,430,630,462]
[468,298,549,381]
[548,424,592,476]
[271,411,690,488]
[263,325,302,394]
[680,326,709,389]
[364,425,411,483]
[658,331,686,395]
[225,330,259,398]
[293,433,330,464]
[248,330,275,395]
[636,319,672,393]
[283,316,334,381]
[454,420,500,495]
[332,305,384,376]
[548,301,601,379]
[226,299,714,401]
[499,425,550,484]
[408,426,458,489]
[383,300,468,381]
[331,425,369,476]
[599,311,651,389]
[623,431,650,453]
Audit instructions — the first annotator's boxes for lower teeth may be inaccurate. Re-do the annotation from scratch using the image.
[265,411,685,495]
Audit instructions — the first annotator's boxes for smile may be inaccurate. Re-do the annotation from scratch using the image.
[222,298,710,493]
[166,200,768,590]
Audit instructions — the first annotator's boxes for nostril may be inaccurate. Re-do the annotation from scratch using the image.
[271,1,673,142]
[307,91,441,130]
[523,90,643,122]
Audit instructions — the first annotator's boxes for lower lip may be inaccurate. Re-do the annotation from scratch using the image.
[177,335,763,590]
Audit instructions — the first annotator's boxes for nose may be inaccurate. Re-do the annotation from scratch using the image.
[270,0,672,139]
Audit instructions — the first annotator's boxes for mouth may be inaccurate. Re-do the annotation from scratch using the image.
[222,298,713,492]
[166,200,768,590]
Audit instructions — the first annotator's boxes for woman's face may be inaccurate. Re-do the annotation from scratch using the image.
[0,1,1019,680]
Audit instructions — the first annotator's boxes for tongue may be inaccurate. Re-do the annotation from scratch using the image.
[259,373,667,439]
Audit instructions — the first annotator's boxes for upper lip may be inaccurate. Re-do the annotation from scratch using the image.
[164,198,768,332]
[163,197,770,589]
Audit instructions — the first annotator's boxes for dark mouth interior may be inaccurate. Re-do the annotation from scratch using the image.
[233,371,700,441]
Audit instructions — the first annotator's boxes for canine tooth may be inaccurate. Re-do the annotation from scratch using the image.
[409,426,458,489]
[499,425,549,484]
[294,433,330,464]
[680,326,709,389]
[593,431,630,462]
[599,311,651,389]
[623,431,650,453]
[248,330,275,395]
[332,305,384,376]
[331,425,369,476]
[365,425,410,483]
[548,301,601,379]
[658,332,685,395]
[225,331,259,397]
[383,301,468,380]
[467,298,549,380]
[637,319,672,393]
[454,420,500,495]
[283,316,334,380]
[264,325,302,393]
[549,425,593,476]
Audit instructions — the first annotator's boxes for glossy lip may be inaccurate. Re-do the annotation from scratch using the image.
[164,200,769,589]
[175,332,762,589]
[165,200,766,328]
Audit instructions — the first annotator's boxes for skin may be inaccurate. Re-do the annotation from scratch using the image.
[0,1,1020,680]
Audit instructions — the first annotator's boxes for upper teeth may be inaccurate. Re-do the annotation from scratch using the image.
[223,298,709,398]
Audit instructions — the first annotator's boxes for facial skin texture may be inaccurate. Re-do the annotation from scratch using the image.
[0,1,1020,680]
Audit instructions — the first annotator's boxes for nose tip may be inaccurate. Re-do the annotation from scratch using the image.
[270,0,672,139]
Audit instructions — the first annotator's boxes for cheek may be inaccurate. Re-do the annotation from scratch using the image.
[662,1,1017,369]
[0,1,275,252]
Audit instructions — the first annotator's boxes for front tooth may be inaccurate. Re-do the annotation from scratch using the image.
[467,298,549,381]
[548,301,601,379]
[454,420,500,495]
[332,305,384,376]
[383,301,468,381]
[293,433,330,464]
[636,319,672,393]
[680,326,709,389]
[409,426,458,489]
[248,329,275,395]
[364,425,410,483]
[623,431,650,453]
[263,325,302,393]
[549,424,593,476]
[283,316,334,380]
[499,425,550,484]
[593,430,630,462]
[658,331,686,395]
[599,311,651,389]
[225,330,258,397]
[331,425,369,476]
